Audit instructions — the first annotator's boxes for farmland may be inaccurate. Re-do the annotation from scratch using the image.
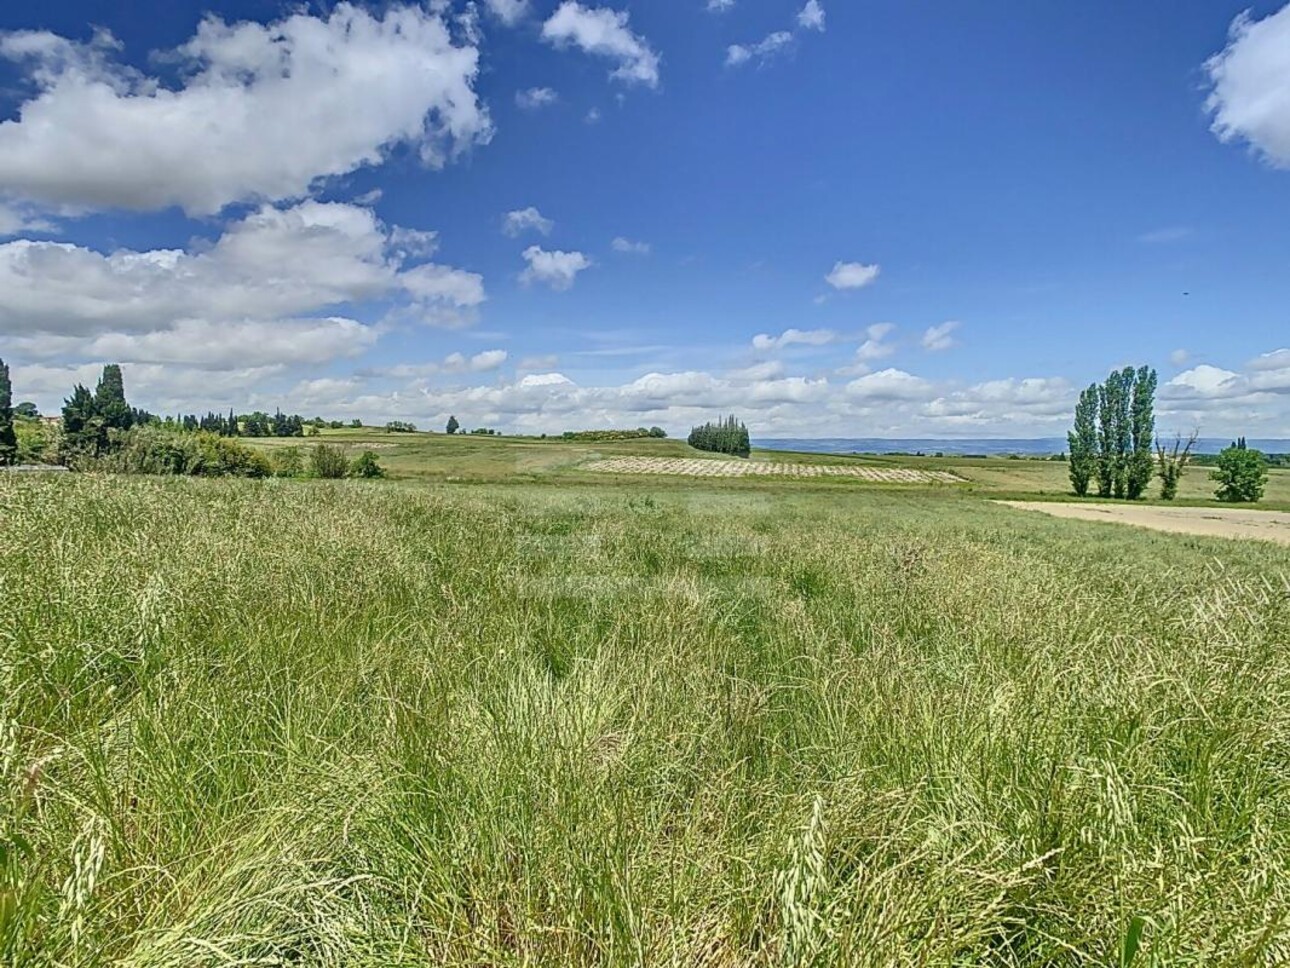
[3,440,1289,965]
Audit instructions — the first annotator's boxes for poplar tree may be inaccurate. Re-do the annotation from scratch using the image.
[1066,383,1098,496]
[0,357,16,466]
[1127,366,1157,499]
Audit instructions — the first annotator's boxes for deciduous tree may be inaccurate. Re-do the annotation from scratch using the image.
[1212,440,1267,503]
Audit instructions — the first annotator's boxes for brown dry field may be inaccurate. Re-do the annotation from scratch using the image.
[999,500,1290,546]
[584,456,965,483]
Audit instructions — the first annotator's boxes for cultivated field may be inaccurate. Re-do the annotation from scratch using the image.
[584,456,965,483]
[1001,500,1290,546]
[3,473,1288,965]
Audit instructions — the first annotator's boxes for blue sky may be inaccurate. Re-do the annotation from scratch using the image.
[1,0,1289,436]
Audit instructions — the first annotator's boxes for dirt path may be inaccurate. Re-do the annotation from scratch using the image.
[998,501,1290,546]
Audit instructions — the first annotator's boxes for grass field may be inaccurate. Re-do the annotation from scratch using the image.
[3,468,1288,965]
[244,428,1290,508]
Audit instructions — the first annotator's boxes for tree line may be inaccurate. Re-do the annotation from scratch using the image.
[0,359,386,480]
[1068,365,1268,502]
[688,415,750,458]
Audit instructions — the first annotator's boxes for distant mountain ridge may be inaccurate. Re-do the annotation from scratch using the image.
[756,438,1290,457]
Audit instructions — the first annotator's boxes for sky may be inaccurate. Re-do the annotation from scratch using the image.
[1,0,1289,438]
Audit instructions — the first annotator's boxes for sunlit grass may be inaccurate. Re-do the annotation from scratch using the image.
[2,475,1287,964]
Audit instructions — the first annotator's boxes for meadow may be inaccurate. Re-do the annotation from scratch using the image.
[3,462,1288,965]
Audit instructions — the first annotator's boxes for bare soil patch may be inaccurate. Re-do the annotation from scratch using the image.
[585,457,964,483]
[999,501,1290,546]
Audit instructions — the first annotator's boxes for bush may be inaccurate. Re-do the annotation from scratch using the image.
[349,451,385,479]
[15,419,58,465]
[98,426,271,478]
[274,446,304,478]
[310,444,349,480]
[560,429,657,442]
[1212,442,1267,503]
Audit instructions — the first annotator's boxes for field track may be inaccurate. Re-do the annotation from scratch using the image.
[1000,500,1290,545]
[584,456,966,482]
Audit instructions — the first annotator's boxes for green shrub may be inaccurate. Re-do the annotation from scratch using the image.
[1212,441,1268,503]
[349,451,385,479]
[274,446,304,478]
[96,426,271,478]
[310,443,349,479]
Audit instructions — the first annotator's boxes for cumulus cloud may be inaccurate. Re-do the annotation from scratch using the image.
[728,2,826,69]
[1165,364,1244,398]
[797,1,826,31]
[924,378,1073,424]
[519,246,592,290]
[752,328,836,351]
[825,261,880,290]
[484,0,530,25]
[0,198,486,395]
[516,86,559,110]
[0,4,491,217]
[541,2,660,88]
[1204,4,1290,168]
[611,236,651,254]
[855,322,897,361]
[502,207,555,237]
[726,32,793,68]
[921,321,961,351]
[846,368,932,401]
[11,318,379,370]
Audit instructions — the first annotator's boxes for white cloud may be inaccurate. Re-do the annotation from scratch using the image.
[484,0,530,25]
[924,378,1073,423]
[611,236,651,254]
[1249,348,1290,372]
[855,322,897,361]
[1166,364,1243,398]
[502,206,555,237]
[921,321,961,352]
[797,1,826,31]
[707,0,736,12]
[0,199,483,376]
[0,5,491,217]
[825,261,880,290]
[516,86,559,110]
[846,368,932,401]
[1169,348,1191,367]
[400,263,487,310]
[726,32,793,68]
[1204,4,1290,168]
[12,318,378,370]
[519,246,592,291]
[541,3,660,88]
[752,328,836,350]
[585,107,602,124]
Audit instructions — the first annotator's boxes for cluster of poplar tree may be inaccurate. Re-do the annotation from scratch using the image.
[1067,366,1157,498]
[688,415,751,457]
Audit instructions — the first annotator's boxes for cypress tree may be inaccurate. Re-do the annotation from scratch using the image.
[0,357,16,466]
[94,364,133,432]
[1066,383,1098,496]
[61,384,101,456]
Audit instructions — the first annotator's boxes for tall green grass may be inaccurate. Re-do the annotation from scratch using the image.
[2,475,1287,965]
